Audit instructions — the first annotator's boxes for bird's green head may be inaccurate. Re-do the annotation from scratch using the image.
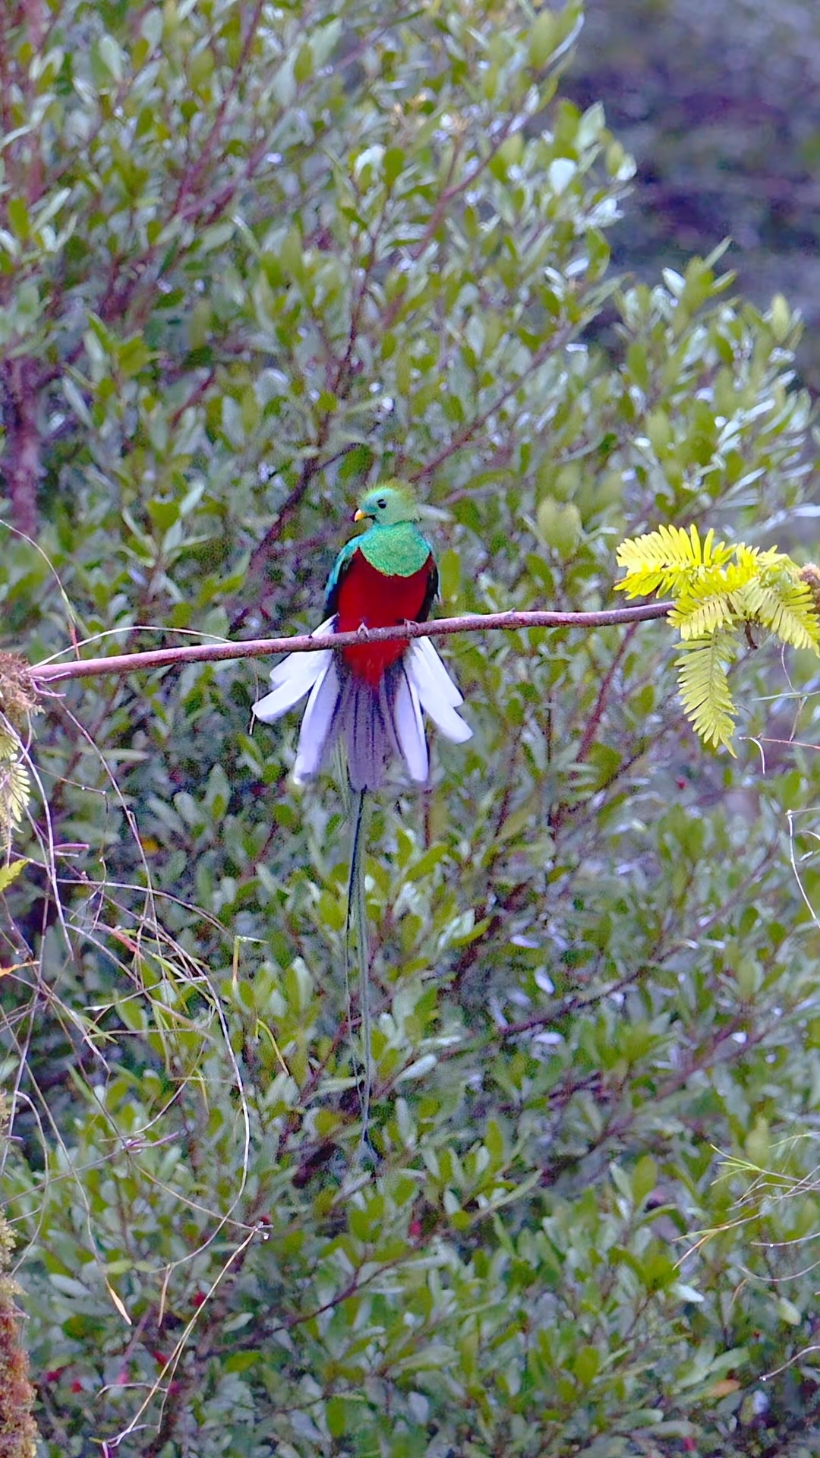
[354,481,419,527]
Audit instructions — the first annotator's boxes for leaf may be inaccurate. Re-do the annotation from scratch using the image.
[675,630,738,754]
[98,34,124,83]
[529,9,557,67]
[0,860,26,892]
[616,523,734,599]
[0,731,30,843]
[105,1279,132,1325]
[326,1396,348,1438]
[670,584,737,640]
[631,1155,658,1204]
[735,572,820,652]
[776,1297,802,1326]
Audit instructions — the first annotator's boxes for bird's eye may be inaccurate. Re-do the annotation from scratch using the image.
[376,497,387,509]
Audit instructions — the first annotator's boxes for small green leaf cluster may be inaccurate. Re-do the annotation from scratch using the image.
[616,524,820,751]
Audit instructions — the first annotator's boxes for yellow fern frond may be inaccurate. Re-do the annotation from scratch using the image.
[675,631,738,755]
[734,573,820,652]
[616,523,735,599]
[0,860,26,893]
[0,658,38,855]
[750,546,791,572]
[0,729,30,851]
[670,558,765,638]
[671,590,737,640]
[4,760,30,827]
[615,521,820,755]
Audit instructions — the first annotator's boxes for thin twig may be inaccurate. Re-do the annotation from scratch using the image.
[28,602,674,684]
[575,622,639,764]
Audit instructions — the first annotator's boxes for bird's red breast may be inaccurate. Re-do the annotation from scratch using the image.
[335,549,435,686]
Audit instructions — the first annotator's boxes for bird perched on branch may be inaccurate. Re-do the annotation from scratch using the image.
[252,482,471,787]
[252,482,471,1153]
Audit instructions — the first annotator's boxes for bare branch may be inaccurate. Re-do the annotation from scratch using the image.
[28,602,673,685]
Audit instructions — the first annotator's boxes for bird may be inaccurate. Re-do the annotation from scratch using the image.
[252,481,471,789]
[252,482,471,1154]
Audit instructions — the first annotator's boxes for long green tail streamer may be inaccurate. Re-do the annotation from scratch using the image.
[345,787,373,1156]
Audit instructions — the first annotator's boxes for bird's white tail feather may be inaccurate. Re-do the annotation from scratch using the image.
[393,667,428,783]
[252,617,337,724]
[405,639,472,743]
[293,658,341,783]
[253,626,471,787]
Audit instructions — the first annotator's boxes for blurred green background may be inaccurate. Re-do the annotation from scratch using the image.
[569,0,820,388]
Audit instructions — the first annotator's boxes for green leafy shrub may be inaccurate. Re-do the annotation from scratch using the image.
[2,2,820,1456]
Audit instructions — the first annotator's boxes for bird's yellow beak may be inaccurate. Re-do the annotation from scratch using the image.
[353,508,367,521]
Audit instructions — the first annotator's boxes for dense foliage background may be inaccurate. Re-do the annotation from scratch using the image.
[2,2,820,1454]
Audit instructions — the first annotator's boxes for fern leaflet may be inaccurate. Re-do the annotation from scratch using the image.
[675,631,738,755]
[616,523,735,599]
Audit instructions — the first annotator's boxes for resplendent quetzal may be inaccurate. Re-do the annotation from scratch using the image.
[252,482,471,1151]
[253,482,471,785]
